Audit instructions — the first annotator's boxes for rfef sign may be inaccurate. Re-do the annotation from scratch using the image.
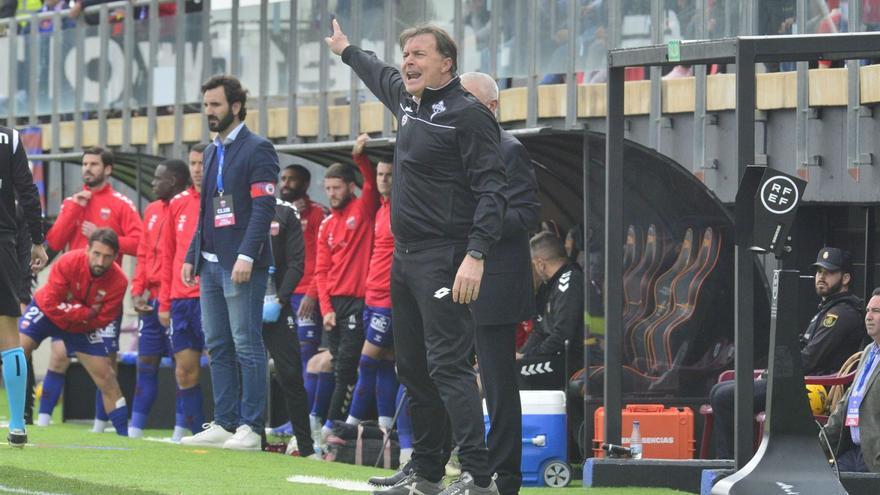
[751,169,807,256]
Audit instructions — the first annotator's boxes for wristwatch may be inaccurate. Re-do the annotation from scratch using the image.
[466,249,484,261]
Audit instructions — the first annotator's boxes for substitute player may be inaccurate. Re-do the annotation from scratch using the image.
[315,133,380,439]
[19,229,130,437]
[0,125,47,448]
[158,144,207,442]
[129,159,190,438]
[43,147,142,431]
[346,157,397,430]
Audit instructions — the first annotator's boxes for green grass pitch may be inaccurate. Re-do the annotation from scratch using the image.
[0,392,691,494]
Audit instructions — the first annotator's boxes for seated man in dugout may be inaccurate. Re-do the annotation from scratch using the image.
[822,287,880,473]
[711,247,865,458]
[517,231,584,390]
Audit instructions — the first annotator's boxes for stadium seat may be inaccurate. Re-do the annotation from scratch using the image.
[622,224,667,331]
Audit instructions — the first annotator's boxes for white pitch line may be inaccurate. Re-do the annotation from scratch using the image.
[287,475,375,492]
[0,485,72,495]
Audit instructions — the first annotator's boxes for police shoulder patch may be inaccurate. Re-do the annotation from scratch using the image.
[822,313,838,328]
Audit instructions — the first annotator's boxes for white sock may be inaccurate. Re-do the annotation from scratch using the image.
[321,424,333,439]
[345,416,361,426]
[172,426,188,442]
[91,419,109,433]
[400,448,413,465]
[128,427,144,439]
[37,413,51,427]
[378,416,393,430]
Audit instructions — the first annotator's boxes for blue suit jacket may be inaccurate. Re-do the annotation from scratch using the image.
[185,125,280,273]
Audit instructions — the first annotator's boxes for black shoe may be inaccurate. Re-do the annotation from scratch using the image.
[7,429,27,449]
[369,461,414,487]
[371,471,444,495]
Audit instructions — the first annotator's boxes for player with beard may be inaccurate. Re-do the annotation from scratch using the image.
[181,75,279,451]
[315,134,380,440]
[345,157,397,431]
[19,229,130,437]
[128,159,190,438]
[273,164,328,437]
[159,144,207,442]
[709,246,865,458]
[41,147,142,432]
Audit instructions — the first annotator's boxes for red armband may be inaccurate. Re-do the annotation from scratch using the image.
[250,182,276,198]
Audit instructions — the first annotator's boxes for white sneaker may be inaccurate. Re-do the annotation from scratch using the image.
[171,426,188,443]
[222,425,261,451]
[36,414,51,427]
[128,427,144,439]
[180,422,233,448]
[285,436,299,456]
[91,419,110,433]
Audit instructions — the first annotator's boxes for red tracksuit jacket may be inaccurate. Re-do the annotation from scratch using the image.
[34,249,128,333]
[159,187,200,312]
[365,197,392,308]
[131,199,169,299]
[46,183,143,257]
[293,196,328,298]
[315,153,380,315]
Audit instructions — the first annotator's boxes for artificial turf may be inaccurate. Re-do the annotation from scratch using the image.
[0,392,691,495]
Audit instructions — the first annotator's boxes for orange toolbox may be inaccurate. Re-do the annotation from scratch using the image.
[593,404,695,459]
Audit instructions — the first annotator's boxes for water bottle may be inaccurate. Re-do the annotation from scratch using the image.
[263,266,281,323]
[630,420,643,459]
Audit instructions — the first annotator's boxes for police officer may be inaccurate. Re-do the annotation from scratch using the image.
[328,20,506,495]
[710,246,864,458]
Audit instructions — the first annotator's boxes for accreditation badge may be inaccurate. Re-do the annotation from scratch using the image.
[213,196,236,227]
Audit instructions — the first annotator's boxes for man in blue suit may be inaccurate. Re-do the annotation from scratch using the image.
[180,75,280,451]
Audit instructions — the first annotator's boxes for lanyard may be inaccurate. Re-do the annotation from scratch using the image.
[857,347,877,392]
[216,143,226,196]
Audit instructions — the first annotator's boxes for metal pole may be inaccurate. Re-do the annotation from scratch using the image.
[231,0,240,76]
[526,0,538,128]
[865,208,876,300]
[733,39,757,471]
[74,16,84,149]
[287,0,299,143]
[98,4,109,146]
[51,12,62,154]
[847,0,871,176]
[28,13,39,125]
[174,0,186,155]
[454,0,463,71]
[795,0,813,176]
[349,0,362,139]
[564,0,577,129]
[146,0,159,155]
[693,0,708,173]
[8,18,18,127]
[648,0,663,150]
[489,0,499,78]
[122,2,134,150]
[259,0,269,136]
[581,124,592,447]
[318,0,330,141]
[604,65,625,447]
[201,0,212,144]
[382,0,395,137]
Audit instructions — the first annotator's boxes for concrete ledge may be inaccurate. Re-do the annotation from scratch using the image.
[583,458,733,494]
[701,468,880,495]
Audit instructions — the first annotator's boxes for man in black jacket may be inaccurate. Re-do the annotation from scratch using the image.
[710,246,864,458]
[261,197,315,458]
[519,231,584,390]
[327,20,506,495]
[462,71,540,495]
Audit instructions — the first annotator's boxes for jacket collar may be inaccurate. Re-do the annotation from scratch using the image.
[416,76,460,107]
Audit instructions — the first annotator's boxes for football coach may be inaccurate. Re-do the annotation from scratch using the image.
[327,20,507,495]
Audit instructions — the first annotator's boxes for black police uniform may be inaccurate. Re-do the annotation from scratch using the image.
[470,130,540,495]
[342,45,507,483]
[710,247,864,458]
[261,198,314,456]
[0,127,43,317]
[519,262,585,390]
